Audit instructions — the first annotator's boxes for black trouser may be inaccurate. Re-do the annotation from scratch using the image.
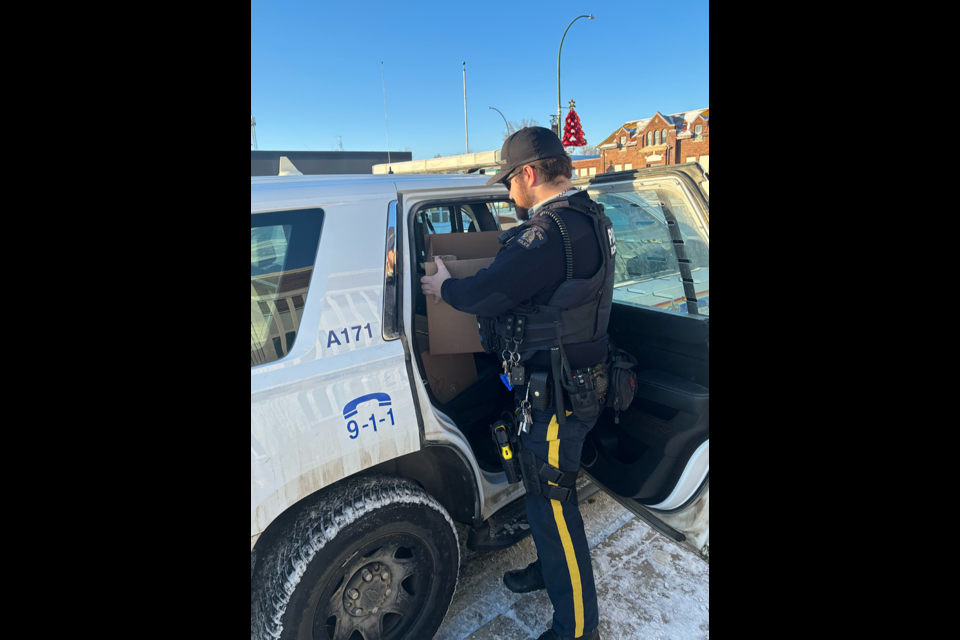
[517,393,600,638]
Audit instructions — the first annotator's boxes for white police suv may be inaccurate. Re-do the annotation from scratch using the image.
[251,163,710,640]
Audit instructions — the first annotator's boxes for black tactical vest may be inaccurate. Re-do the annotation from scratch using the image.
[478,193,617,363]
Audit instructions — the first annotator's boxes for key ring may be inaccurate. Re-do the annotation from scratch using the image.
[521,386,531,411]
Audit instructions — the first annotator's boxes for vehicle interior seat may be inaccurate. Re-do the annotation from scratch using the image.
[464,203,499,232]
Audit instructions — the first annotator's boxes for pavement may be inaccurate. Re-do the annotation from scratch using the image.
[434,488,709,640]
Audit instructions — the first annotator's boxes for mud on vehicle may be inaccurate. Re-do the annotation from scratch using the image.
[251,164,710,640]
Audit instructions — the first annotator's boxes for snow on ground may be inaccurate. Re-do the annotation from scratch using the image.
[435,490,709,640]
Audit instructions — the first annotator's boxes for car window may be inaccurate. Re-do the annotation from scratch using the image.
[420,206,454,235]
[417,206,452,271]
[251,209,324,366]
[415,200,511,271]
[490,201,519,230]
[588,182,709,316]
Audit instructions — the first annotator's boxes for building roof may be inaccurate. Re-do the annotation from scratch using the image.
[597,109,709,147]
[598,118,652,146]
[667,109,709,124]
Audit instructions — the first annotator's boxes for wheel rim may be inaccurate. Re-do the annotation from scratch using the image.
[313,533,435,640]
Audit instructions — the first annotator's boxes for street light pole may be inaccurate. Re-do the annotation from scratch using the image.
[558,14,594,144]
[463,62,469,154]
[381,62,391,165]
[489,107,510,137]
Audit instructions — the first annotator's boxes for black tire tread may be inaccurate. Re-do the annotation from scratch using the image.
[251,474,459,640]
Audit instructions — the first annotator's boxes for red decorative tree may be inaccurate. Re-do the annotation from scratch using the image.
[562,100,587,148]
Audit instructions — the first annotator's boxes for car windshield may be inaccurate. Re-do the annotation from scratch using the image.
[587,180,709,314]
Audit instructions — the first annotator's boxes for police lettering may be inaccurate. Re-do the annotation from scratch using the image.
[517,227,547,250]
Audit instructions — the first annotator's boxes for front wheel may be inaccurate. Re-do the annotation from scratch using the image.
[251,475,460,640]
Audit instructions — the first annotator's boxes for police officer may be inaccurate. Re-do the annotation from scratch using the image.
[421,127,616,640]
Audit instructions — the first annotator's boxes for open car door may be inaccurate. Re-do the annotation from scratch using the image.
[573,164,710,558]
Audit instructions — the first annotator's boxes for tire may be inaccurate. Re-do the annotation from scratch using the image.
[251,474,460,640]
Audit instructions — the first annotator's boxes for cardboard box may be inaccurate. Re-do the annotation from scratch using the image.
[420,350,478,404]
[425,257,495,354]
[423,231,502,355]
[425,231,502,263]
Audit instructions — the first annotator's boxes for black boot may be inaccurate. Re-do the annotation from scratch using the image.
[536,627,601,640]
[503,559,546,593]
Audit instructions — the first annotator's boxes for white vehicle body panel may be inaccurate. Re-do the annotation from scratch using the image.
[646,440,708,511]
[251,178,420,544]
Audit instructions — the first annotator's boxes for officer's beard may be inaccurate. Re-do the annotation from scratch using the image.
[512,177,537,214]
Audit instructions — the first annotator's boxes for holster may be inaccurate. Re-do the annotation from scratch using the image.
[477,315,498,354]
[559,362,606,421]
[517,443,577,503]
[490,413,521,484]
[528,370,551,412]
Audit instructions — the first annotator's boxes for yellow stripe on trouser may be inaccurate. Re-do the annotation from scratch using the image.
[546,410,573,468]
[546,411,583,637]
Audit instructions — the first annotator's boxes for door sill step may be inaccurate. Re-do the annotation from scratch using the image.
[580,470,687,543]
[468,495,531,551]
[469,476,602,551]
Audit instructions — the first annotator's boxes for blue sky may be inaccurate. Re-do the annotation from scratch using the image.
[251,0,709,158]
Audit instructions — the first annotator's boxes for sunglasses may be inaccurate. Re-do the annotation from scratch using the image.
[503,167,523,189]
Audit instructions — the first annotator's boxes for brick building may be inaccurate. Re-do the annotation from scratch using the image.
[571,108,709,177]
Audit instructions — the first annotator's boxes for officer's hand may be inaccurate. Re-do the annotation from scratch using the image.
[420,257,451,304]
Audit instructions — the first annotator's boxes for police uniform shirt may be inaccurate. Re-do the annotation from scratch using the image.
[440,190,607,370]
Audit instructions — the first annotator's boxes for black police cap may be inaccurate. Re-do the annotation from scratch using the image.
[486,126,567,186]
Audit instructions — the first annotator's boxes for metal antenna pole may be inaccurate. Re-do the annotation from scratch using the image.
[251,115,258,150]
[336,136,343,151]
[381,62,391,165]
[462,62,469,154]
